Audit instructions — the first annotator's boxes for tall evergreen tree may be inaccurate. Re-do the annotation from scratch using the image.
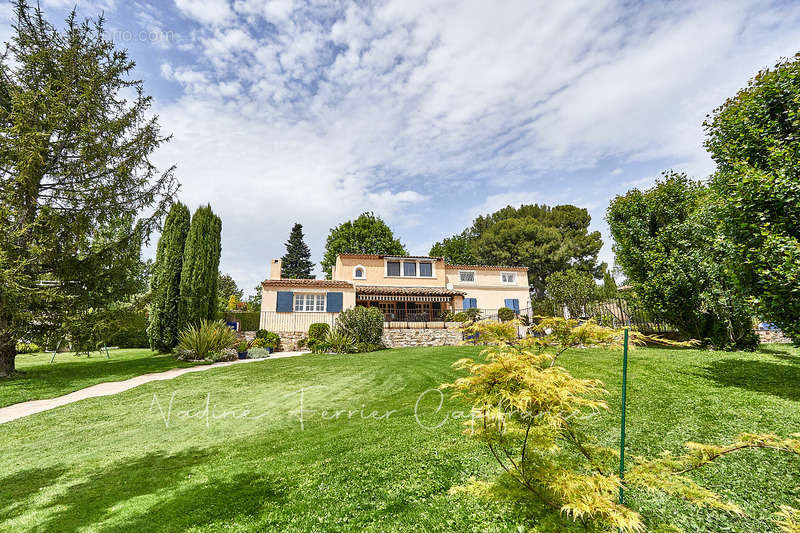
[147,202,190,352]
[178,205,221,330]
[601,270,618,299]
[281,223,315,279]
[0,1,177,376]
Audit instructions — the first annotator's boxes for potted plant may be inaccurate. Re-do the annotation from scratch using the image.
[236,340,250,360]
[255,330,280,354]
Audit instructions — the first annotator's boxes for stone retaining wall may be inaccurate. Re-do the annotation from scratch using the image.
[239,331,305,351]
[243,328,466,351]
[757,328,793,344]
[382,328,463,348]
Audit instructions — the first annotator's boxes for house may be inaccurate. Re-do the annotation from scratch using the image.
[259,254,529,344]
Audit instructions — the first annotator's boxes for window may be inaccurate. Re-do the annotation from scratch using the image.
[419,262,433,277]
[386,261,401,276]
[354,267,364,279]
[294,293,325,312]
[501,272,517,284]
[459,271,475,283]
[403,262,417,277]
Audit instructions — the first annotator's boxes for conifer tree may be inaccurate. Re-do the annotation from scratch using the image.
[147,202,190,352]
[281,223,315,279]
[602,270,618,299]
[0,1,177,375]
[178,205,221,330]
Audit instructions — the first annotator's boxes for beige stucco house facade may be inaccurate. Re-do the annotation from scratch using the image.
[259,254,529,332]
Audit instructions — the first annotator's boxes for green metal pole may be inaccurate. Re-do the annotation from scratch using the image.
[618,328,629,510]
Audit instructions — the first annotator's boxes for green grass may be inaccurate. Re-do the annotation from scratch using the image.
[0,344,798,532]
[1,349,203,408]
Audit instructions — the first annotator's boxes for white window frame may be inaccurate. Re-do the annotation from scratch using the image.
[352,265,366,279]
[458,270,476,283]
[294,293,326,312]
[384,258,436,278]
[501,272,518,285]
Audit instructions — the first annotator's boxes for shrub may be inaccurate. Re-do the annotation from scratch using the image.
[247,346,271,358]
[325,330,356,354]
[176,320,238,360]
[355,341,382,353]
[106,309,150,348]
[497,307,516,322]
[308,322,330,342]
[443,308,483,323]
[334,306,383,349]
[255,329,280,350]
[16,342,40,354]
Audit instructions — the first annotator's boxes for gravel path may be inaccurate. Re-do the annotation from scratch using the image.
[0,351,309,425]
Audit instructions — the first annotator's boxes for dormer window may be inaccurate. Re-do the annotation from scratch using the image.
[384,258,435,278]
[501,272,517,284]
[354,267,365,279]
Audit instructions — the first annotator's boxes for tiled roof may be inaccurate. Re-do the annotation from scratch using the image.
[338,253,443,260]
[355,286,466,296]
[337,253,526,271]
[261,279,353,288]
[445,264,528,272]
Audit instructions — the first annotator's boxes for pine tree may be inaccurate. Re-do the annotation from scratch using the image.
[178,205,222,330]
[602,270,618,299]
[147,203,190,352]
[0,1,177,376]
[281,223,315,279]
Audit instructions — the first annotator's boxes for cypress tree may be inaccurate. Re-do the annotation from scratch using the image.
[147,202,190,352]
[178,205,222,330]
[602,270,618,299]
[281,223,315,279]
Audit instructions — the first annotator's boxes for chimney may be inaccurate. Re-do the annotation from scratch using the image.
[270,258,282,280]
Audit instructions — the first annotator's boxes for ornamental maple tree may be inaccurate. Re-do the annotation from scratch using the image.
[445,318,799,532]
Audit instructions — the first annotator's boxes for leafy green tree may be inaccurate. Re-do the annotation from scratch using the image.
[601,270,618,299]
[545,269,598,318]
[431,204,604,297]
[429,230,477,264]
[321,212,407,279]
[0,2,176,376]
[178,205,221,330]
[248,284,262,314]
[216,271,242,312]
[607,173,756,349]
[147,203,190,352]
[281,223,315,279]
[705,54,800,343]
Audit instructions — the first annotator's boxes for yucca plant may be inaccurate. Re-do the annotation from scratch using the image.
[176,320,238,360]
[324,330,356,354]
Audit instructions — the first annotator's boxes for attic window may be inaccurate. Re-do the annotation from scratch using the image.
[354,267,364,278]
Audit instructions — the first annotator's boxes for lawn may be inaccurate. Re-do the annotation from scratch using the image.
[0,344,798,532]
[1,349,203,408]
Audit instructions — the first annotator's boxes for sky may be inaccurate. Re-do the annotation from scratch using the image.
[4,0,800,297]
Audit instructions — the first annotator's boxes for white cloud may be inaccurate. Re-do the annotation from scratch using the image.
[151,0,800,292]
[174,0,233,26]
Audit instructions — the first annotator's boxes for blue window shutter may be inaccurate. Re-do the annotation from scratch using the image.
[327,292,343,313]
[464,298,477,309]
[504,299,520,311]
[276,291,293,312]
[504,299,514,309]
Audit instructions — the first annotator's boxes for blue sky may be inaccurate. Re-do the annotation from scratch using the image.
[5,0,800,296]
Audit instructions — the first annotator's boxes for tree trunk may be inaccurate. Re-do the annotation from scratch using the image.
[0,335,16,378]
